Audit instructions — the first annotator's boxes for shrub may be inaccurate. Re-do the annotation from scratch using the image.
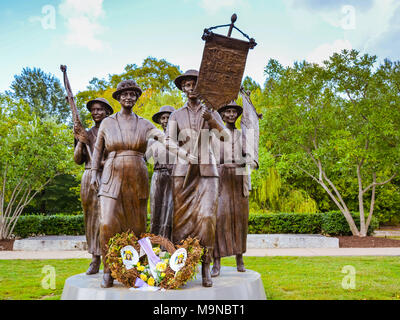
[321,211,379,236]
[248,212,322,234]
[12,211,379,238]
[12,214,151,238]
[12,214,84,238]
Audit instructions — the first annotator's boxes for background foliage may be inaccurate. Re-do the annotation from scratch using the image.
[1,52,399,237]
[12,212,378,238]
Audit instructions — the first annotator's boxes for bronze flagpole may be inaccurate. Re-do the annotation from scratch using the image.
[60,65,92,160]
[182,14,256,189]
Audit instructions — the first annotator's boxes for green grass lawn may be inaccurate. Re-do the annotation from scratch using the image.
[0,256,399,300]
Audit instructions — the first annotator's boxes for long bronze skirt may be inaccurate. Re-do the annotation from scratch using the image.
[213,165,249,258]
[81,169,101,256]
[99,155,148,269]
[150,169,174,240]
[172,165,218,263]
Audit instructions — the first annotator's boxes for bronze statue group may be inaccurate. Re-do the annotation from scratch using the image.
[74,70,258,288]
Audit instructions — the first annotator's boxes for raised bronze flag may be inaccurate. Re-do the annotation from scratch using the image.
[194,14,256,110]
[182,14,256,188]
[240,87,262,166]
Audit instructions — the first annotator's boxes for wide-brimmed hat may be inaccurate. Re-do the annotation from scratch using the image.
[86,97,114,115]
[174,69,199,91]
[112,80,143,100]
[218,101,243,117]
[152,105,175,124]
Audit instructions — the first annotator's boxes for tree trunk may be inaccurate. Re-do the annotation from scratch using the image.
[39,189,46,214]
[318,179,360,236]
[357,164,367,237]
[295,162,360,236]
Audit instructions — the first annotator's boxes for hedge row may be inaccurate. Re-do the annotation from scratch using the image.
[12,211,379,238]
[248,211,379,236]
[12,214,150,238]
[12,214,85,238]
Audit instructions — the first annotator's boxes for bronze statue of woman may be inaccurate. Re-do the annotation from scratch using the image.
[90,80,161,288]
[211,101,249,277]
[73,98,113,275]
[147,105,176,240]
[165,70,228,287]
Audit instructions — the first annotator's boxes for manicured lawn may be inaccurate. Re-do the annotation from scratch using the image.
[0,256,399,300]
[223,256,400,300]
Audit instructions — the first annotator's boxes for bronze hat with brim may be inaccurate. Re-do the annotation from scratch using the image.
[86,97,114,115]
[174,69,199,91]
[112,80,143,100]
[152,105,176,124]
[218,101,243,117]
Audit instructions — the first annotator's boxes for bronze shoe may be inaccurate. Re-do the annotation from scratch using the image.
[202,262,213,287]
[236,254,246,272]
[211,258,221,277]
[101,272,114,288]
[86,255,101,275]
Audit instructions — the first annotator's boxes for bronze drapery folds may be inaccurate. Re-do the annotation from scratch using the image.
[147,105,176,240]
[182,14,257,188]
[90,80,162,288]
[166,69,228,287]
[61,65,114,275]
[211,101,260,277]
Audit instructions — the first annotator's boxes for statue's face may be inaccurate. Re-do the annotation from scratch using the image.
[90,103,108,123]
[159,113,170,131]
[221,107,239,124]
[119,90,138,108]
[181,79,198,99]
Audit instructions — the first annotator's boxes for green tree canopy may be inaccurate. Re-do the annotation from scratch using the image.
[75,57,183,129]
[110,57,182,92]
[262,50,400,236]
[6,67,70,124]
[242,76,261,93]
[0,96,76,239]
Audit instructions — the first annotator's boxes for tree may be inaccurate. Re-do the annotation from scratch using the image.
[242,76,261,93]
[109,57,182,92]
[24,174,81,214]
[75,57,183,129]
[6,67,70,124]
[0,96,76,239]
[262,50,400,236]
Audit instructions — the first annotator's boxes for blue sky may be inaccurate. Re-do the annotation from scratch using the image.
[1,0,399,93]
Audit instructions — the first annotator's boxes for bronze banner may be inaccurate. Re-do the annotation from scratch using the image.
[195,33,251,110]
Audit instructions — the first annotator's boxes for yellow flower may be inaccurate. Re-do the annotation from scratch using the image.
[147,277,155,286]
[164,259,169,264]
[161,273,166,278]
[137,265,145,272]
[140,274,148,282]
[136,262,140,267]
[153,247,161,255]
[156,262,167,272]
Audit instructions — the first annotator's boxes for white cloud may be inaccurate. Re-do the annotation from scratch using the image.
[59,0,107,51]
[283,0,400,63]
[285,0,400,58]
[358,0,400,53]
[198,0,246,15]
[307,39,352,64]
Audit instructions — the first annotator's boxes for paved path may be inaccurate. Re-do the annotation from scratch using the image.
[1,248,400,260]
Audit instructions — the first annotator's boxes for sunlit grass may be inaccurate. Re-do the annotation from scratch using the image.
[0,256,399,300]
[222,256,400,300]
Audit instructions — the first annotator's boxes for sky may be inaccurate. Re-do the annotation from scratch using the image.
[0,0,399,93]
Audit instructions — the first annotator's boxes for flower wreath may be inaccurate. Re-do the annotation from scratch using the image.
[105,232,204,290]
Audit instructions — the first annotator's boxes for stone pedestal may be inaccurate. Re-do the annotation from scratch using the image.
[61,267,266,300]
